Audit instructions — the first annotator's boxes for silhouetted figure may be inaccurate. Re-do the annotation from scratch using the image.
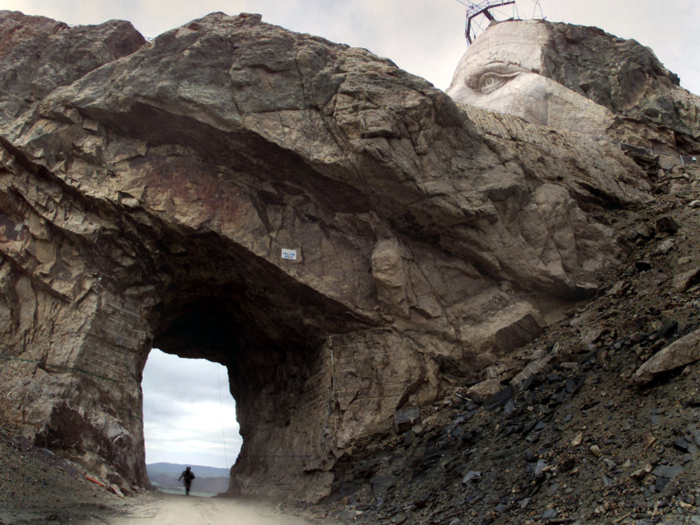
[178,466,195,495]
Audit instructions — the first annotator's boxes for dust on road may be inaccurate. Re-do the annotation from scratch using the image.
[108,494,317,525]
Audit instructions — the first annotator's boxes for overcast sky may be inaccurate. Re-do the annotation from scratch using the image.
[3,0,700,94]
[142,349,241,469]
[4,0,699,469]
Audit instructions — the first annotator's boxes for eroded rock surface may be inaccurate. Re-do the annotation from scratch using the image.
[0,11,654,501]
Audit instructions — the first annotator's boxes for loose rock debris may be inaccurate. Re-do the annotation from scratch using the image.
[318,178,700,524]
[0,423,135,524]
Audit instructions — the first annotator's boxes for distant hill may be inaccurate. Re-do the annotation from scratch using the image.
[147,462,230,479]
[147,463,230,496]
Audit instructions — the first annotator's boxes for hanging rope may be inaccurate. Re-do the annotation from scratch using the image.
[217,364,229,468]
[146,350,164,419]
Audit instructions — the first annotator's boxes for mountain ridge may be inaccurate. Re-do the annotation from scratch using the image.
[146,462,230,479]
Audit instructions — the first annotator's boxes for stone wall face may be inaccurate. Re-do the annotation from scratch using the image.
[0,12,654,500]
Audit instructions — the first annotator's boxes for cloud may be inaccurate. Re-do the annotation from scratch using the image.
[142,350,232,401]
[142,349,241,468]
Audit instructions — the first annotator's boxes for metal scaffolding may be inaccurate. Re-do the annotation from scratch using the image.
[456,0,544,44]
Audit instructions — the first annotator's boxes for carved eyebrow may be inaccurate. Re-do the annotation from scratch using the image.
[481,61,525,73]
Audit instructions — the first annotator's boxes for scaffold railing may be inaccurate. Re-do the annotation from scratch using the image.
[456,0,544,45]
[465,0,514,18]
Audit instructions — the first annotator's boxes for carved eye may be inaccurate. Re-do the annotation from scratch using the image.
[478,72,509,94]
[465,64,524,95]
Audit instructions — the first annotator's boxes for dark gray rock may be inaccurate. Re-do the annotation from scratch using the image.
[0,10,145,126]
[484,387,513,411]
[503,399,515,416]
[543,23,700,148]
[674,438,690,452]
[370,474,397,493]
[542,508,558,519]
[535,460,547,479]
[657,321,678,339]
[546,483,560,496]
[653,465,683,478]
[338,509,358,521]
[656,217,679,234]
[461,471,481,484]
[655,477,671,492]
[413,492,431,508]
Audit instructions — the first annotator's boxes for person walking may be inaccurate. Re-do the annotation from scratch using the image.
[178,466,196,496]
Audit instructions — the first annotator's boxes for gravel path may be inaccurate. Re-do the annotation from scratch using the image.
[107,494,315,525]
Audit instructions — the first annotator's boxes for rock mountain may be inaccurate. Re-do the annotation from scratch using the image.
[0,11,696,501]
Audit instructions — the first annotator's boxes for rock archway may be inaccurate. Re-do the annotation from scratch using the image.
[148,237,380,500]
[0,11,654,501]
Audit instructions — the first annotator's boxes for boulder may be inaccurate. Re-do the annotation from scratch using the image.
[467,380,502,400]
[632,330,700,384]
[673,268,700,293]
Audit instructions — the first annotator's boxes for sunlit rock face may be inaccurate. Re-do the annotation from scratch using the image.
[0,12,652,502]
[448,20,700,153]
[447,20,614,136]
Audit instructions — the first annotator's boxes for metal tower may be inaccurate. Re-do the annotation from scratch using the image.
[456,0,544,45]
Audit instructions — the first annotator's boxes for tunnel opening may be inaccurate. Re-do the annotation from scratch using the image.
[145,282,337,499]
[106,215,380,500]
[141,349,240,497]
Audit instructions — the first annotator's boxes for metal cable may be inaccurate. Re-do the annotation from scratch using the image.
[217,364,229,468]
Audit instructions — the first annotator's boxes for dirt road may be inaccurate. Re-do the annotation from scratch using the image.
[0,427,323,525]
[107,494,318,525]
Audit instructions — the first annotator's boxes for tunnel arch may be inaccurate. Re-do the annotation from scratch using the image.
[0,130,440,502]
[149,281,332,497]
[130,228,381,499]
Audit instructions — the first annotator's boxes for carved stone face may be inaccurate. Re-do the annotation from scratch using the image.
[447,20,613,133]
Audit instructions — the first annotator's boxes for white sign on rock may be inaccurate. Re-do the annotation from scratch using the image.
[281,249,297,260]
